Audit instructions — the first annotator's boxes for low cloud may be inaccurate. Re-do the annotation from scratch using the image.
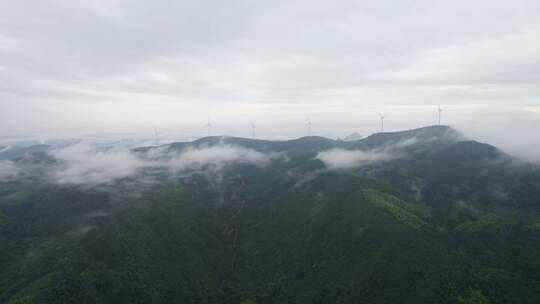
[49,144,146,185]
[169,145,271,172]
[394,137,419,148]
[315,137,420,170]
[0,161,19,179]
[316,149,394,170]
[46,143,271,185]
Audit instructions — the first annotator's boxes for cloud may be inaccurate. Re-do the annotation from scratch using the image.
[316,148,394,170]
[394,137,419,148]
[1,0,540,157]
[49,144,146,185]
[0,161,19,179]
[46,143,271,185]
[316,137,422,169]
[168,145,271,172]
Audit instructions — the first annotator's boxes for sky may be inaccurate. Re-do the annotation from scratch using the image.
[0,0,539,159]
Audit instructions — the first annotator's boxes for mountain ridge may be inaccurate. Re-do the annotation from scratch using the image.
[1,125,540,303]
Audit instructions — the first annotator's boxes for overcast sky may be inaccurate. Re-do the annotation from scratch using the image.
[1,1,539,158]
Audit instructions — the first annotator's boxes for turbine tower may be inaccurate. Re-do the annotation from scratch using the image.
[154,127,160,146]
[307,118,312,136]
[251,123,256,139]
[206,118,212,136]
[379,113,385,132]
[438,105,442,126]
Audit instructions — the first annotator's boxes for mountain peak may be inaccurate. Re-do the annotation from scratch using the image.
[375,125,458,138]
[358,125,461,148]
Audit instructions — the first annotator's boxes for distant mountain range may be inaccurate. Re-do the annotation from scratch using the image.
[1,125,539,303]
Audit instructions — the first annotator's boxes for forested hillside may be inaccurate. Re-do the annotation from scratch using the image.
[1,126,540,303]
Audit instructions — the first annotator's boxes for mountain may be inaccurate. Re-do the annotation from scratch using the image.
[343,132,363,142]
[0,144,50,161]
[1,126,540,303]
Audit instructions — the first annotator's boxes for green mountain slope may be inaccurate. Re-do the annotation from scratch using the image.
[1,126,540,303]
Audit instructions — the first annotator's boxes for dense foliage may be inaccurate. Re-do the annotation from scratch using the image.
[1,126,540,303]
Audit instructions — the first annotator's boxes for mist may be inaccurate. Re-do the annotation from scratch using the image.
[316,137,420,169]
[316,149,393,170]
[0,161,18,179]
[0,0,539,161]
[49,144,146,185]
[168,145,271,172]
[41,143,272,185]
[2,2,540,303]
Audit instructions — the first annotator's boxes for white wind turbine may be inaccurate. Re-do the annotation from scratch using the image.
[206,118,212,136]
[251,123,256,139]
[154,127,160,146]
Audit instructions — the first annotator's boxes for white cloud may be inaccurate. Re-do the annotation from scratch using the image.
[315,137,423,169]
[394,137,419,148]
[316,148,394,170]
[49,144,146,185]
[1,0,540,156]
[0,161,19,179]
[168,145,271,172]
[47,143,271,185]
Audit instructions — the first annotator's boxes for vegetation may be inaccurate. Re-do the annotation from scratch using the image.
[1,126,540,303]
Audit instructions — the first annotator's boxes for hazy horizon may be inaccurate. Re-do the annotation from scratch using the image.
[1,1,539,160]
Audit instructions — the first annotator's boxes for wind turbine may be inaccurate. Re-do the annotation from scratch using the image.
[206,118,212,136]
[154,127,160,146]
[438,105,442,125]
[251,123,256,139]
[307,118,312,136]
[379,113,385,132]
